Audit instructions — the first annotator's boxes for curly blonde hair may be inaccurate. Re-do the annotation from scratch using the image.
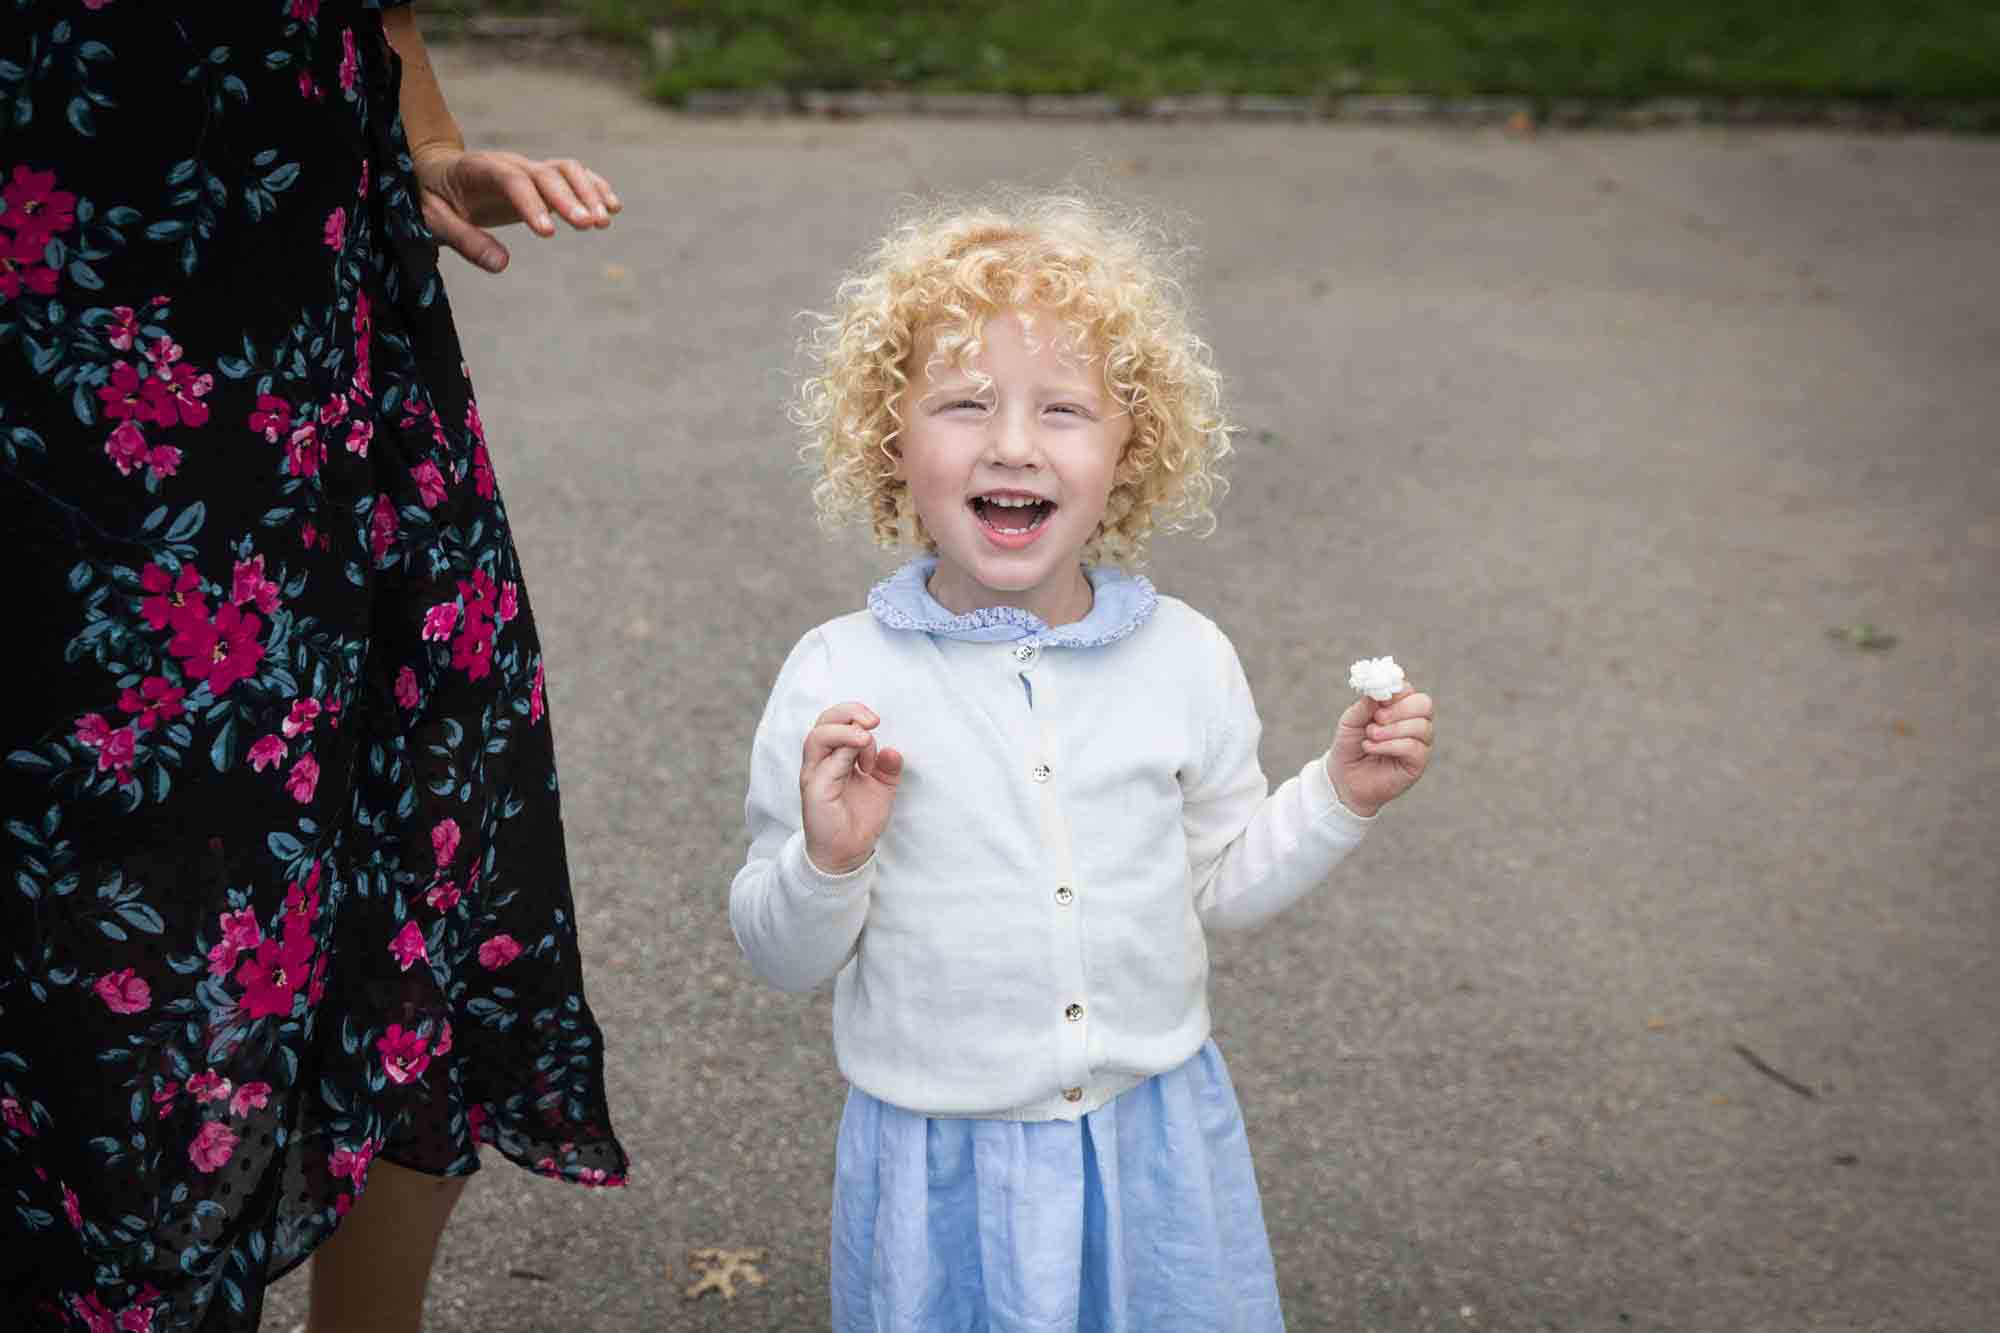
[796,189,1231,565]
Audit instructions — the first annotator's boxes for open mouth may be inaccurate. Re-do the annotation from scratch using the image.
[970,493,1055,535]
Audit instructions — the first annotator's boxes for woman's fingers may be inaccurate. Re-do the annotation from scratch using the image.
[531,160,595,230]
[420,193,508,273]
[551,159,611,226]
[493,163,555,235]
[590,169,622,215]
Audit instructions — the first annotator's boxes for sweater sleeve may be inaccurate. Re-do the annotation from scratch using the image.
[1183,622,1375,930]
[728,629,877,991]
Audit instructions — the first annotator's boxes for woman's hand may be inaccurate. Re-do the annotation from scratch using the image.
[411,146,621,273]
[1327,685,1435,817]
[800,702,904,876]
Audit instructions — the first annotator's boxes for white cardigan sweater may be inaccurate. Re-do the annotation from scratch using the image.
[729,592,1373,1121]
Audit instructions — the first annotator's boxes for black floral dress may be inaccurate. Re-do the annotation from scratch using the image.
[0,3,627,1328]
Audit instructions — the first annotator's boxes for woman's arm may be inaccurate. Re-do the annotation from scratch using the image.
[382,5,621,272]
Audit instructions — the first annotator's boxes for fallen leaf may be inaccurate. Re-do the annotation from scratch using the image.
[603,263,630,281]
[1504,110,1535,137]
[1645,1016,1671,1032]
[684,1247,768,1302]
[1827,623,1896,652]
[1711,1093,1730,1106]
[1891,718,1914,737]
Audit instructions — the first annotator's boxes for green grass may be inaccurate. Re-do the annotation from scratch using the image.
[498,0,2000,103]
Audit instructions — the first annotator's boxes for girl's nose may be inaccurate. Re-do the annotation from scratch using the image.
[985,408,1039,466]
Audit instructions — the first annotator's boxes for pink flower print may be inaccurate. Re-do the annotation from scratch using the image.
[462,568,498,614]
[394,664,421,709]
[577,1167,611,1187]
[299,520,318,549]
[230,1082,272,1118]
[207,905,261,977]
[284,420,324,477]
[153,1081,180,1116]
[1,165,77,248]
[98,362,172,425]
[431,817,460,868]
[452,620,494,681]
[144,445,182,483]
[334,1192,353,1217]
[62,1181,82,1230]
[165,363,212,428]
[186,1070,232,1104]
[104,419,149,476]
[174,604,265,696]
[0,230,56,301]
[283,867,321,944]
[281,697,321,739]
[94,968,150,1015]
[247,734,286,772]
[230,554,281,615]
[323,206,346,252]
[368,492,397,563]
[328,1138,376,1185]
[106,306,139,350]
[188,1121,238,1173]
[297,70,322,102]
[497,580,519,624]
[119,1307,155,1333]
[477,934,522,971]
[307,951,328,1005]
[353,288,373,342]
[118,676,187,732]
[530,659,547,724]
[284,752,319,804]
[290,0,322,19]
[139,562,207,632]
[345,415,373,457]
[1,1095,32,1136]
[78,720,138,785]
[319,393,349,431]
[69,1292,114,1333]
[248,394,292,443]
[74,711,113,750]
[424,879,460,911]
[235,930,311,1020]
[466,1103,490,1142]
[433,1020,453,1057]
[421,601,458,643]
[359,161,370,198]
[338,28,358,93]
[142,335,182,370]
[388,920,427,973]
[411,460,447,509]
[376,1025,431,1085]
[471,440,496,500]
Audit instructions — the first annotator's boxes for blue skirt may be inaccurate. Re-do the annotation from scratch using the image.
[831,1041,1285,1333]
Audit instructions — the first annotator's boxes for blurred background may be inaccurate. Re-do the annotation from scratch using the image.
[264,4,1997,1329]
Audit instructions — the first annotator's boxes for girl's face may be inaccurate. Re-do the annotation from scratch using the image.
[895,309,1131,626]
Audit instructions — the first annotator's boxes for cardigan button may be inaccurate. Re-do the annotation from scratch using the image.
[1012,643,1039,665]
[1063,1086,1083,1103]
[1031,763,1052,783]
[1054,885,1074,906]
[1064,1003,1084,1022]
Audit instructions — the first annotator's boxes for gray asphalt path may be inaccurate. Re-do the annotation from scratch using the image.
[264,48,1999,1333]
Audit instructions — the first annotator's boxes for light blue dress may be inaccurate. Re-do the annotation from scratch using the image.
[832,561,1286,1333]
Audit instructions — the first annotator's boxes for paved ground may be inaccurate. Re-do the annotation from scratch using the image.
[264,47,1999,1333]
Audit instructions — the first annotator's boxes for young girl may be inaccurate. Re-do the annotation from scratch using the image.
[730,191,1435,1331]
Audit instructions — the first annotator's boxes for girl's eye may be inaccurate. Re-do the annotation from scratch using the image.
[1047,404,1089,418]
[943,399,986,412]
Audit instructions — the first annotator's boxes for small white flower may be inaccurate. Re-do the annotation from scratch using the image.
[1348,655,1406,701]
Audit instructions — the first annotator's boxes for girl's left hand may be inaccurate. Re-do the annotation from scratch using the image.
[1327,686,1435,818]
[412,146,621,274]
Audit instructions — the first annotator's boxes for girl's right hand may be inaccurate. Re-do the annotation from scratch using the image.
[800,702,904,875]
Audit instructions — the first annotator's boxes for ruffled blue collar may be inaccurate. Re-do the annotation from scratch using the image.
[867,557,1158,647]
